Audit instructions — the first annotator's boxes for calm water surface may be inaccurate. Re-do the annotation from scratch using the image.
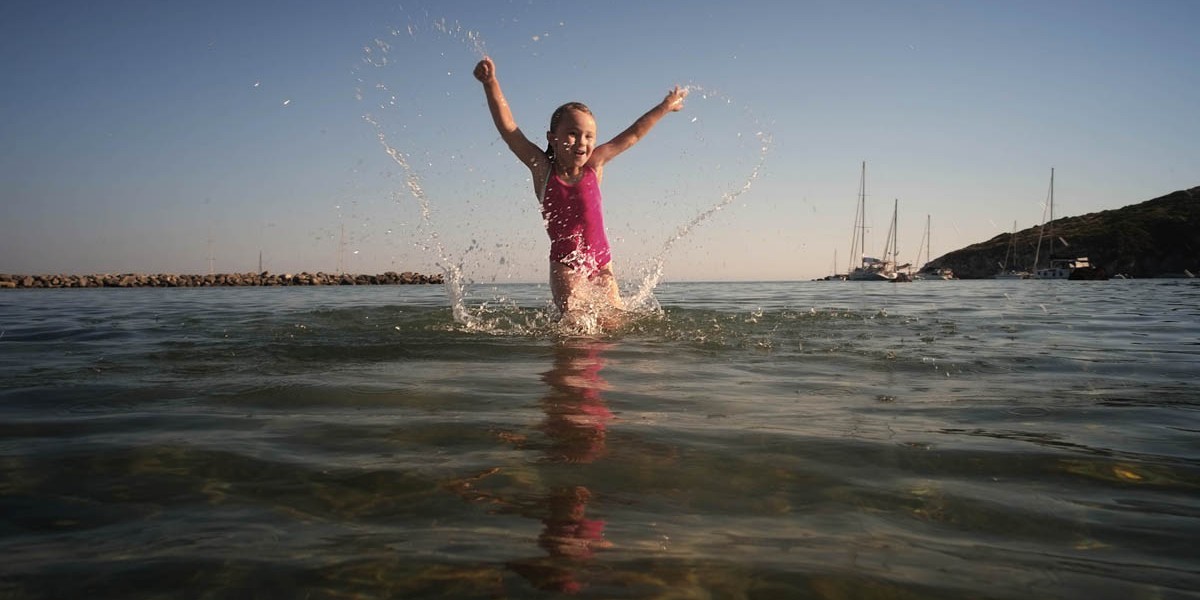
[1,280,1198,598]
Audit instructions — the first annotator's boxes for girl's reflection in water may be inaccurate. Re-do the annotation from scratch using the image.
[512,341,614,593]
[539,341,614,464]
[446,341,615,594]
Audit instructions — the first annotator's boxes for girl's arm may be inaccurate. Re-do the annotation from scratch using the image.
[590,86,687,167]
[474,57,545,172]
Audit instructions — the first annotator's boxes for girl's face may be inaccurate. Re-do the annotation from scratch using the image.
[548,108,597,170]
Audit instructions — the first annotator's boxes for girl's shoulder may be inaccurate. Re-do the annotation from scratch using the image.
[531,159,553,199]
[585,163,603,184]
[530,157,552,179]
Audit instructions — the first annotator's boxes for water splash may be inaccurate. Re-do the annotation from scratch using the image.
[625,85,772,310]
[363,113,481,328]
[358,20,770,336]
[357,17,570,335]
[357,16,490,330]
[430,17,488,58]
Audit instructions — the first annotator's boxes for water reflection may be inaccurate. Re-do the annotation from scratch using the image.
[538,341,614,464]
[445,341,615,594]
[510,341,614,593]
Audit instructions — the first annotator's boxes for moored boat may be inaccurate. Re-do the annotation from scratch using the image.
[846,163,902,281]
[1030,169,1107,281]
[912,215,955,280]
[993,220,1029,279]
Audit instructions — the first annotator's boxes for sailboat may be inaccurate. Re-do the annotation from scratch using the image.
[847,163,898,281]
[994,220,1028,279]
[885,199,912,282]
[912,214,955,280]
[818,249,846,281]
[1031,168,1068,279]
[1030,169,1107,280]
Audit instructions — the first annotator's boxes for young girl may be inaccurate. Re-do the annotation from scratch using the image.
[473,56,686,320]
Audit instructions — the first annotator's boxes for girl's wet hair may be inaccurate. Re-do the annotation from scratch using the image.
[545,102,593,161]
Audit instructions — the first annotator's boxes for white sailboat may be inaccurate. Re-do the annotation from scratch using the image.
[846,162,899,281]
[1029,168,1107,280]
[1031,168,1069,279]
[912,214,955,280]
[994,220,1028,279]
[819,249,846,281]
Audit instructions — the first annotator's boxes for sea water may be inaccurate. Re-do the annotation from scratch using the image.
[2,279,1198,598]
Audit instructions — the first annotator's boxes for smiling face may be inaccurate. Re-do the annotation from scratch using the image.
[547,106,597,173]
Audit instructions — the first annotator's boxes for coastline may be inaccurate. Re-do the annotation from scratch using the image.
[0,271,444,289]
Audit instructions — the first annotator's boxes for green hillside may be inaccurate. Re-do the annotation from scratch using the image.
[928,186,1200,279]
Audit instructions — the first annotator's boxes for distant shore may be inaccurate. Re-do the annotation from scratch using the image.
[0,271,444,289]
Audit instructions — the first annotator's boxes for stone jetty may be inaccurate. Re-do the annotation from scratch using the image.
[0,271,444,289]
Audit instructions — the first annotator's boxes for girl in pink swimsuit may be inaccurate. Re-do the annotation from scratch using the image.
[474,56,687,318]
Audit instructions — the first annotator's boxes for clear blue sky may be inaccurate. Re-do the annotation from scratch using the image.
[3,0,1197,282]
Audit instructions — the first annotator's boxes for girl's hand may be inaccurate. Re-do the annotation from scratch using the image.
[663,86,688,112]
[474,57,495,83]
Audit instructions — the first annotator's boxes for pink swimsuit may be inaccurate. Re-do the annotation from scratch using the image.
[542,166,611,275]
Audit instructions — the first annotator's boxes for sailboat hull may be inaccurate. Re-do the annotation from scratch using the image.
[848,269,896,281]
[1032,266,1071,279]
[1068,266,1109,280]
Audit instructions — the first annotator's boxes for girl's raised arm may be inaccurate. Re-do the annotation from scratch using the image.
[590,86,687,167]
[474,57,545,172]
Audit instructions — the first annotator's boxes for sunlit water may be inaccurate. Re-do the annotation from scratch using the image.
[2,280,1198,599]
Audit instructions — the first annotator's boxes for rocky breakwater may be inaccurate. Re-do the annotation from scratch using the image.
[0,271,444,289]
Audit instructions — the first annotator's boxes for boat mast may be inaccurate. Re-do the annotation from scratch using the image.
[886,198,898,271]
[1047,167,1055,262]
[922,214,931,272]
[879,198,898,272]
[1032,167,1054,271]
[925,214,931,270]
[1002,220,1016,270]
[848,161,866,273]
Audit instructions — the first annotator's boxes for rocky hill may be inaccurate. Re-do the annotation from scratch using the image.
[926,186,1200,279]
